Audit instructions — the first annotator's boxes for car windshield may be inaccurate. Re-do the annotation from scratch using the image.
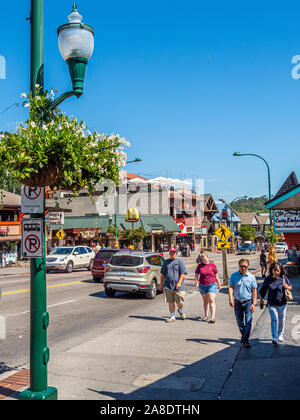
[109,255,143,267]
[96,250,117,260]
[51,248,73,255]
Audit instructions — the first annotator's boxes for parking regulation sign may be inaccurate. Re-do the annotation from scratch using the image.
[21,185,45,214]
[21,219,43,258]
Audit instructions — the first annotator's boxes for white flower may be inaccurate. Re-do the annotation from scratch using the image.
[35,84,40,88]
[30,121,36,128]
[42,124,48,131]
[24,103,30,108]
[20,93,27,99]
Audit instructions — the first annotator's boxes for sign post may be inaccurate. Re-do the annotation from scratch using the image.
[20,0,57,400]
[215,224,232,286]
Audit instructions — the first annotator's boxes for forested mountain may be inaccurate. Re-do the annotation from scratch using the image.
[231,196,268,213]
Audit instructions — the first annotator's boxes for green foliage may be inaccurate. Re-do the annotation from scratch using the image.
[121,227,147,244]
[240,225,257,241]
[0,88,130,196]
[265,226,278,245]
[231,196,268,213]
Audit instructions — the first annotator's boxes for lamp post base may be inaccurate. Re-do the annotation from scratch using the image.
[19,387,58,400]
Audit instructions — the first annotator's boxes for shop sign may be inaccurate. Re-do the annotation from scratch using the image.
[81,230,95,239]
[48,212,64,225]
[126,208,139,222]
[152,229,164,234]
[274,210,300,232]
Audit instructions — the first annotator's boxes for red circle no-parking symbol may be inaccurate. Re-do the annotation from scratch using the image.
[24,186,42,200]
[25,234,41,254]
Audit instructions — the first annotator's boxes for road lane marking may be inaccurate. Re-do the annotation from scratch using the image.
[2,281,83,297]
[8,299,78,317]
[48,299,78,308]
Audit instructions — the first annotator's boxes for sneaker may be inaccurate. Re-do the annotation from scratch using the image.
[278,336,284,343]
[272,339,278,346]
[178,310,186,320]
[165,317,176,323]
[242,341,251,348]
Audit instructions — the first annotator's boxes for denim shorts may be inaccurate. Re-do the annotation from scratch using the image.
[199,283,218,295]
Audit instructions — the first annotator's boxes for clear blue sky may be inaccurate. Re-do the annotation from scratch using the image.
[1,0,300,202]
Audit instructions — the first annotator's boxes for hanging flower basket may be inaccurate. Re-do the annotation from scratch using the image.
[21,162,61,187]
[0,88,130,195]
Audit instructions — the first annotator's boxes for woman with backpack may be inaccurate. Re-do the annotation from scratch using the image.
[259,262,293,345]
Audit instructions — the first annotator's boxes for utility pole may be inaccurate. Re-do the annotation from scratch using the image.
[20,0,57,400]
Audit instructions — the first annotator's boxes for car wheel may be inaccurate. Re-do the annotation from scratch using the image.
[146,280,157,299]
[93,276,102,283]
[105,287,116,297]
[65,261,73,273]
[88,259,93,271]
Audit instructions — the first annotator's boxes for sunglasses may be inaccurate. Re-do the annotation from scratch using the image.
[239,265,248,269]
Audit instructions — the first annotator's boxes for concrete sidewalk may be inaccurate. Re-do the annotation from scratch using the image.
[3,273,299,400]
[46,276,300,400]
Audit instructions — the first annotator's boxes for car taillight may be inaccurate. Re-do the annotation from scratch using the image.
[104,267,109,271]
[137,266,150,274]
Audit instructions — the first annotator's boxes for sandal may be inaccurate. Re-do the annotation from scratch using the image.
[201,316,209,322]
[209,319,216,324]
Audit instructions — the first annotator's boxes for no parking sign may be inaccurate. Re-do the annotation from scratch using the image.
[21,219,43,258]
[21,186,45,214]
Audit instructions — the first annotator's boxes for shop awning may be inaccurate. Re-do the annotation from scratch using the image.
[47,215,180,234]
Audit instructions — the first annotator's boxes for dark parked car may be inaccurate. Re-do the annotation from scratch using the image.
[92,249,122,282]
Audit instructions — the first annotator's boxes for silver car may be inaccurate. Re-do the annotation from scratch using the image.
[103,252,165,299]
[46,246,95,273]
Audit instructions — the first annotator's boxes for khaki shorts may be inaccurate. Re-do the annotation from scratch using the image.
[164,289,185,305]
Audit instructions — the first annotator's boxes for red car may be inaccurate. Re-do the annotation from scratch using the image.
[92,249,123,282]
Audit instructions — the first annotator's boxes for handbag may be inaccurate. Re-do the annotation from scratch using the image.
[283,276,293,303]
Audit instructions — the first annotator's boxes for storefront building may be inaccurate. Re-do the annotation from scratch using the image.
[266,171,300,256]
[47,215,180,252]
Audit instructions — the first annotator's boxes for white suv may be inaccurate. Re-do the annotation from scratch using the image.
[275,242,288,253]
[46,246,95,273]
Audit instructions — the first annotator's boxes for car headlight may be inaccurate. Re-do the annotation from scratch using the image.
[59,257,67,262]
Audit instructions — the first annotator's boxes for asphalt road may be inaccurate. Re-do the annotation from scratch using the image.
[0,252,263,374]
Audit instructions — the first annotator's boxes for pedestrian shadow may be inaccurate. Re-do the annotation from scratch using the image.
[86,339,300,400]
[186,337,240,346]
[128,315,166,322]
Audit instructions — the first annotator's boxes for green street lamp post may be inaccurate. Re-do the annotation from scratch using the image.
[233,152,272,225]
[20,1,94,401]
[114,158,142,242]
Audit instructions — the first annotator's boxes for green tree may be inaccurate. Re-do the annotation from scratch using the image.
[121,227,147,245]
[265,226,278,245]
[240,225,257,241]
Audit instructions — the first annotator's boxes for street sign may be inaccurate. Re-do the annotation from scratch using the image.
[21,219,43,258]
[21,185,45,214]
[217,241,230,250]
[215,224,232,242]
[56,229,65,240]
[48,212,64,225]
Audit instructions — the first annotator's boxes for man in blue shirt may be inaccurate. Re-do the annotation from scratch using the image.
[160,248,187,322]
[229,259,257,348]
